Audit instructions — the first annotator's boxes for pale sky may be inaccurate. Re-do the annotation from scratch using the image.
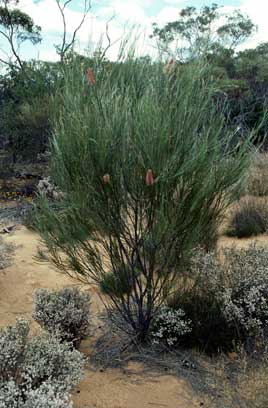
[3,0,268,62]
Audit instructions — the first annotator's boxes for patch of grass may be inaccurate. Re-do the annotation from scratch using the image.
[225,197,268,238]
[206,356,268,408]
[246,152,268,197]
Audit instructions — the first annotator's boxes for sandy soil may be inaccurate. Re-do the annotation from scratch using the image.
[0,226,201,408]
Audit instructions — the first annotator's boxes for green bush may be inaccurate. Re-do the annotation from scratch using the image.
[34,52,252,341]
[0,61,61,163]
[2,95,51,163]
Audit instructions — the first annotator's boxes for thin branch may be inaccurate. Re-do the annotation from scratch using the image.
[55,0,91,61]
[99,16,121,61]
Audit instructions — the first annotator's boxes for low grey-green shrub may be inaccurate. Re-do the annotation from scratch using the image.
[0,320,84,408]
[168,248,235,352]
[226,198,268,238]
[33,287,91,347]
[0,237,15,270]
[167,245,268,352]
[0,381,72,408]
[222,245,268,340]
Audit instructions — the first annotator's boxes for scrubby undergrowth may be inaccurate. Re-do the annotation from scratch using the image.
[33,287,91,348]
[0,319,84,408]
[160,245,268,353]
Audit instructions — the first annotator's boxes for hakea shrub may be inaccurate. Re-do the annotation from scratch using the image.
[34,53,256,341]
[33,287,91,347]
[0,320,84,407]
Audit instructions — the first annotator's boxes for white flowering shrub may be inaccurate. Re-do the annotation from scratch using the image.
[33,287,91,347]
[150,306,191,347]
[0,381,72,408]
[221,245,268,338]
[22,334,84,391]
[0,380,22,407]
[0,236,15,270]
[23,383,73,408]
[0,320,84,408]
[0,319,29,381]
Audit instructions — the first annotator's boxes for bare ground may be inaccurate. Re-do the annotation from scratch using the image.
[0,225,202,408]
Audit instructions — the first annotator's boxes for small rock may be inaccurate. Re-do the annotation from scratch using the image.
[1,225,16,234]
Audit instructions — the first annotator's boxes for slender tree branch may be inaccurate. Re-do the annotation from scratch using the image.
[55,0,91,61]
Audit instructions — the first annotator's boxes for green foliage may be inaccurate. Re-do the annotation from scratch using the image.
[0,61,62,162]
[151,4,255,60]
[226,198,268,238]
[0,6,40,40]
[168,288,234,352]
[217,9,255,48]
[3,96,51,161]
[100,266,135,297]
[33,53,253,341]
[0,0,41,69]
[151,4,267,144]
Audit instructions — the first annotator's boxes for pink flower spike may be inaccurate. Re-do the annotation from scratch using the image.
[163,59,176,75]
[102,174,110,184]
[146,169,154,186]
[86,68,96,85]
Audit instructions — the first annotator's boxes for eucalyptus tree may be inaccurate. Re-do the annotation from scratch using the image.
[151,4,255,61]
[0,0,41,70]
